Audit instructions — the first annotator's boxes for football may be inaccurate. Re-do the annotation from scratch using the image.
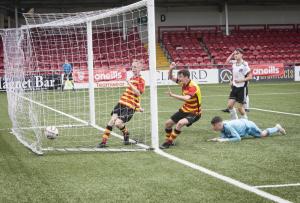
[45,126,59,139]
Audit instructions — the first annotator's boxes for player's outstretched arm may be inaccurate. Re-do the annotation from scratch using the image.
[166,87,191,101]
[208,126,241,142]
[168,62,178,83]
[207,137,240,142]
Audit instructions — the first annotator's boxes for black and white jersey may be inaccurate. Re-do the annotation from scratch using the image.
[230,60,251,88]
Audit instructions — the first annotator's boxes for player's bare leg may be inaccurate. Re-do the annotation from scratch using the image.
[70,80,75,91]
[237,103,248,119]
[243,95,250,112]
[62,79,66,91]
[227,99,238,120]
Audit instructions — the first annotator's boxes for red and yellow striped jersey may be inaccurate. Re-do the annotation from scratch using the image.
[179,80,202,114]
[119,76,145,111]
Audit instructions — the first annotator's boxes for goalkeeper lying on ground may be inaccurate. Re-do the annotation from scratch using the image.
[97,60,145,148]
[208,116,286,142]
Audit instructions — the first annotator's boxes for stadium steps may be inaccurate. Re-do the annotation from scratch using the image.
[144,43,170,70]
[198,39,215,65]
[156,43,170,69]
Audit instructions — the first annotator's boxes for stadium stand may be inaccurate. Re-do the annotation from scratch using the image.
[30,28,148,73]
[1,24,299,73]
[160,25,300,68]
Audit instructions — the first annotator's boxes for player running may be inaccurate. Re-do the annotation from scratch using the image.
[62,59,75,91]
[160,62,202,149]
[97,60,145,148]
[225,48,252,120]
[208,116,286,142]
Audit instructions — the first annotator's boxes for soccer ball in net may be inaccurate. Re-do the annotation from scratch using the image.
[45,126,59,139]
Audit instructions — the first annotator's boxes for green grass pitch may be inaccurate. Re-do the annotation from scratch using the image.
[0,82,299,203]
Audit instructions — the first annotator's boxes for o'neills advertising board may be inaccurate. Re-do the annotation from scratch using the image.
[251,63,285,76]
[73,68,127,88]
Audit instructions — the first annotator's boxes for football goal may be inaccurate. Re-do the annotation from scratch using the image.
[0,0,158,155]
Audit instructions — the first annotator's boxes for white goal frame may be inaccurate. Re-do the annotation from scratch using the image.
[1,0,158,155]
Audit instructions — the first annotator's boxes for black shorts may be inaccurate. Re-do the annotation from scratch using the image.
[64,73,73,81]
[229,86,247,104]
[111,103,135,123]
[170,110,201,127]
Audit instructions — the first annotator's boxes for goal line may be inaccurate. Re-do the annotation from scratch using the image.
[12,92,151,154]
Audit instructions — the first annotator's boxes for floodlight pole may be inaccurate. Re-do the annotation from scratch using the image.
[225,1,229,36]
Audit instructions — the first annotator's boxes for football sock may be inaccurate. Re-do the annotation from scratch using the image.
[167,129,181,143]
[241,114,248,119]
[244,96,249,109]
[229,108,238,120]
[165,128,172,140]
[102,125,113,144]
[120,126,128,136]
[266,127,278,136]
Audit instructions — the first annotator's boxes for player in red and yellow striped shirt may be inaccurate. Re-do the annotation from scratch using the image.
[160,62,202,149]
[97,60,145,148]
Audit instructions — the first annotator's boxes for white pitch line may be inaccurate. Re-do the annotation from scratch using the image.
[158,108,221,113]
[155,149,292,203]
[254,183,300,189]
[12,93,150,153]
[202,92,300,98]
[157,92,300,100]
[251,108,300,117]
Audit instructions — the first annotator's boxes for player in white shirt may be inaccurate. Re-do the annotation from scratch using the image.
[225,48,252,120]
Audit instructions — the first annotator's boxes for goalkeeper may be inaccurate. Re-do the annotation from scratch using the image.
[97,60,145,148]
[62,59,75,91]
[160,62,202,149]
[208,116,286,142]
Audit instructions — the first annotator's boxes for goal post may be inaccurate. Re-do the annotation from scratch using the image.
[86,20,96,126]
[147,0,159,150]
[1,0,159,154]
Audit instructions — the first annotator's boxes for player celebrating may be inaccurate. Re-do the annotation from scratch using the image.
[208,116,286,142]
[97,60,145,148]
[62,59,75,91]
[225,48,252,120]
[160,62,202,149]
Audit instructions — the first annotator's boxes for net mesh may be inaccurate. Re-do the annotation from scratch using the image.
[1,0,152,154]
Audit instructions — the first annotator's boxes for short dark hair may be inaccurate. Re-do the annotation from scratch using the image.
[211,116,223,125]
[235,48,244,54]
[177,69,190,78]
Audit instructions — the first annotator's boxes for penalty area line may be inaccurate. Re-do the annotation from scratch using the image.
[155,149,292,203]
[250,108,300,117]
[254,183,300,189]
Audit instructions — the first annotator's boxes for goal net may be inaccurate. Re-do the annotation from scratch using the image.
[1,0,158,155]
